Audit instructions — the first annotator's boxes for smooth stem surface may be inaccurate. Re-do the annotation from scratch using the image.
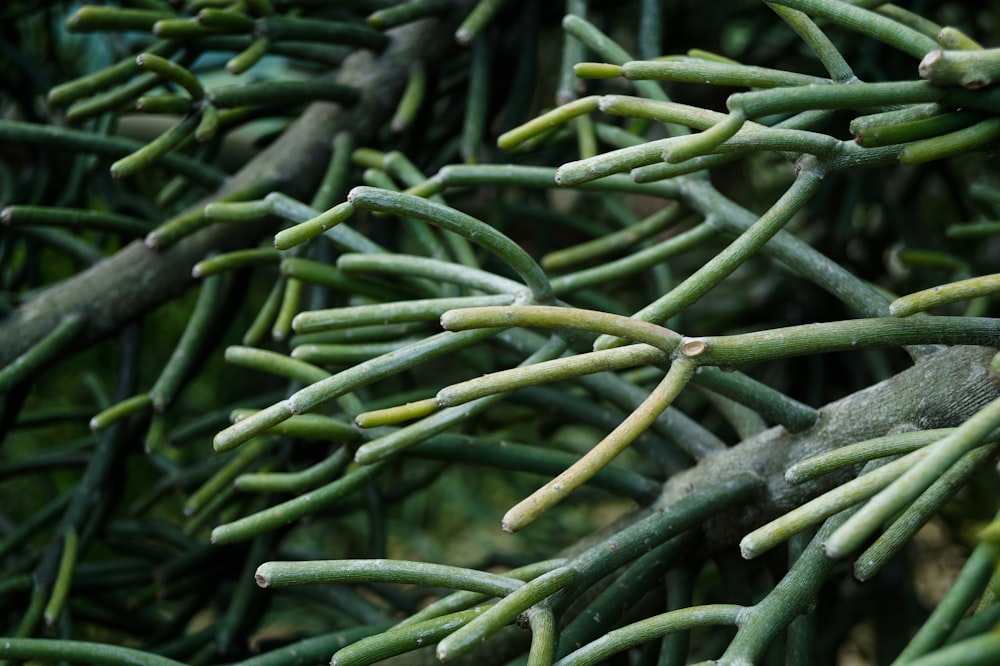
[436,567,577,661]
[681,317,1000,366]
[347,186,553,304]
[502,356,696,533]
[255,559,524,596]
[0,639,186,666]
[826,394,1000,558]
[595,168,823,350]
[554,605,743,666]
[441,305,682,354]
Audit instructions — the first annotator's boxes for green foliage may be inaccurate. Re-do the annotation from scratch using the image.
[2,1,1000,665]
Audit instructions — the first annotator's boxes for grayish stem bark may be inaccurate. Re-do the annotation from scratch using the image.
[0,11,465,371]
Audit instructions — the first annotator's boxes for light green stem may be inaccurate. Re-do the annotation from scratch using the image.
[680,316,1000,367]
[441,305,682,354]
[294,294,513,333]
[855,444,998,582]
[502,356,696,533]
[554,605,744,666]
[825,395,1000,558]
[892,273,1000,317]
[595,168,824,350]
[338,253,523,294]
[436,344,667,408]
[785,428,950,484]
[0,639,186,666]
[437,567,577,661]
[740,452,923,559]
[347,186,554,304]
[622,58,827,87]
[256,559,524,596]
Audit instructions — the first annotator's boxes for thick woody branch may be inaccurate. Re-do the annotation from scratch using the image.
[657,344,1000,550]
[0,11,465,371]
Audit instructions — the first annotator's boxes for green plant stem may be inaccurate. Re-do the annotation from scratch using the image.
[48,40,178,104]
[398,560,568,629]
[1,11,467,378]
[230,409,358,443]
[135,52,203,99]
[721,508,854,665]
[1,205,152,236]
[436,344,666,407]
[412,435,660,504]
[366,0,451,30]
[282,257,400,301]
[256,559,524,595]
[919,47,1000,88]
[355,398,440,427]
[498,96,599,152]
[527,607,557,666]
[211,462,387,544]
[557,532,697,656]
[896,633,1000,666]
[899,117,1000,164]
[437,567,577,661]
[555,605,744,666]
[266,193,384,255]
[183,436,273,516]
[892,274,1000,317]
[294,295,513,333]
[766,0,939,58]
[730,80,939,120]
[390,62,426,132]
[558,474,761,614]
[825,394,1000,558]
[766,3,854,81]
[331,608,488,666]
[338,253,523,294]
[0,314,83,394]
[353,335,568,463]
[110,112,201,179]
[192,248,280,277]
[224,346,330,385]
[550,222,716,295]
[557,1,587,104]
[0,639,187,666]
[785,428,950,483]
[542,202,683,272]
[680,316,1000,367]
[596,168,823,350]
[233,446,351,493]
[441,305,681,354]
[347,187,554,304]
[291,328,498,413]
[150,274,227,410]
[676,176,893,321]
[892,511,1000,663]
[88,394,152,431]
[561,14,673,108]
[41,528,78,627]
[621,59,828,88]
[502,356,696,533]
[456,0,509,44]
[855,444,998,582]
[740,454,916,559]
[263,14,388,49]
[235,623,396,666]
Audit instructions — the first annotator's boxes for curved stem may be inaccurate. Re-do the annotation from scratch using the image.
[502,356,697,533]
[554,605,744,666]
